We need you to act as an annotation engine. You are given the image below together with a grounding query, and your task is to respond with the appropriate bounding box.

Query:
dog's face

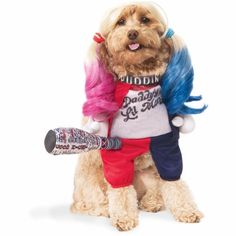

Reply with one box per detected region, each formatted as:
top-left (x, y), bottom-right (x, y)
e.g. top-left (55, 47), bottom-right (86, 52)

top-left (105, 5), bottom-right (166, 66)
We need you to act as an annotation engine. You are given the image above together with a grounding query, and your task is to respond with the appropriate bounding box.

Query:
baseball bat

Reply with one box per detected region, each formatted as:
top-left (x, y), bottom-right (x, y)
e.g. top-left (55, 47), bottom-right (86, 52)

top-left (44, 128), bottom-right (122, 155)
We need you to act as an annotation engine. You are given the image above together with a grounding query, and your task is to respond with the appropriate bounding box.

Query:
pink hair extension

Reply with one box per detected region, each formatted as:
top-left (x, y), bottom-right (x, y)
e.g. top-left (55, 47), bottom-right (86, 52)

top-left (82, 59), bottom-right (118, 121)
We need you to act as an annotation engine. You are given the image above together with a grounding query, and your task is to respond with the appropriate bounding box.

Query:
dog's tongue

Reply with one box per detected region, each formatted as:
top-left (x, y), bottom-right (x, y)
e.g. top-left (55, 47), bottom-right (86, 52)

top-left (128, 43), bottom-right (140, 51)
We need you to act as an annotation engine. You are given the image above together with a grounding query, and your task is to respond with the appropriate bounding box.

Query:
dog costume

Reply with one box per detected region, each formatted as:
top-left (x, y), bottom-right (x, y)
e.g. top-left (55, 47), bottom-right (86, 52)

top-left (101, 78), bottom-right (182, 188)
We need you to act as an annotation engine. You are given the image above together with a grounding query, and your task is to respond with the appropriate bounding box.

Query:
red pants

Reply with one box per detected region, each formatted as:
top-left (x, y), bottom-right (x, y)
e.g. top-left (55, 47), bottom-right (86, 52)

top-left (100, 128), bottom-right (183, 188)
top-left (100, 138), bottom-right (150, 188)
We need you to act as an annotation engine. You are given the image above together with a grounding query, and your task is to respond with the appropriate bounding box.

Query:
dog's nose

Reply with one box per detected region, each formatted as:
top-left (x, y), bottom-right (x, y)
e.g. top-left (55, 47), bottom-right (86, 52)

top-left (128, 30), bottom-right (139, 40)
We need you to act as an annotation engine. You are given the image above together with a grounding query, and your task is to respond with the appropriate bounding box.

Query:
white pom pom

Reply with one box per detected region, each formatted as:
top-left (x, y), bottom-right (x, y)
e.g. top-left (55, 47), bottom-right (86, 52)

top-left (96, 121), bottom-right (108, 137)
top-left (82, 117), bottom-right (100, 134)
top-left (172, 116), bottom-right (184, 127)
top-left (180, 115), bottom-right (195, 133)
top-left (82, 117), bottom-right (108, 136)
top-left (90, 121), bottom-right (100, 133)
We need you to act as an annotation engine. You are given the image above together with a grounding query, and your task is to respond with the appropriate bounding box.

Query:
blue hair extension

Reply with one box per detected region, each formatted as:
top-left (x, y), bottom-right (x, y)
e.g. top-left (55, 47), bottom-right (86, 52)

top-left (187, 95), bottom-right (202, 102)
top-left (161, 47), bottom-right (207, 115)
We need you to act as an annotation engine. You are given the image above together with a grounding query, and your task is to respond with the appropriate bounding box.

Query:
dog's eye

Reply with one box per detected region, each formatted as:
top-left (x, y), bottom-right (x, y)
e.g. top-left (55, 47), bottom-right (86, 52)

top-left (141, 17), bottom-right (150, 24)
top-left (117, 18), bottom-right (126, 26)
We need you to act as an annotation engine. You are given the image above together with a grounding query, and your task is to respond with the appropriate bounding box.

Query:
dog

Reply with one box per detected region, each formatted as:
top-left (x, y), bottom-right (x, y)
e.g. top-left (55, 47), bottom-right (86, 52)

top-left (71, 2), bottom-right (205, 231)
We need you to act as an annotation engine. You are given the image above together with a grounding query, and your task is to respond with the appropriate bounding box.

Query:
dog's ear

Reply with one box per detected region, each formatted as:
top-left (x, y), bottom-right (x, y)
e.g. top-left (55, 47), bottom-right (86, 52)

top-left (156, 22), bottom-right (165, 37)
top-left (98, 43), bottom-right (112, 72)
top-left (159, 38), bottom-right (173, 64)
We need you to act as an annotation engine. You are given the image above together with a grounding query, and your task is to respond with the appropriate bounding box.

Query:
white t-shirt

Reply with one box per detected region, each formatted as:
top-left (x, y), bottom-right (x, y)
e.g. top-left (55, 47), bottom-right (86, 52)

top-left (110, 85), bottom-right (171, 138)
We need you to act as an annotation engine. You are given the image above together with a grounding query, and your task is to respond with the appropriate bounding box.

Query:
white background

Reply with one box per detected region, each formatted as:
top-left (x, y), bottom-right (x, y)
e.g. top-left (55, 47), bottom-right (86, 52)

top-left (0, 0), bottom-right (236, 235)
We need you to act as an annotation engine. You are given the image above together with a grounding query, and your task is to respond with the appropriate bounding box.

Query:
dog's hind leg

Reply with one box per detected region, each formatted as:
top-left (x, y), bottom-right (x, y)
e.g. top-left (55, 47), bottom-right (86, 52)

top-left (133, 168), bottom-right (164, 212)
top-left (133, 154), bottom-right (164, 213)
top-left (71, 150), bottom-right (109, 217)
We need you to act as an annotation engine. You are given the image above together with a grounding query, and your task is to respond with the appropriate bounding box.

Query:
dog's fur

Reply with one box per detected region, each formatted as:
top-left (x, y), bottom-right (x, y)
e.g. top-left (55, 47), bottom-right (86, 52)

top-left (71, 3), bottom-right (203, 231)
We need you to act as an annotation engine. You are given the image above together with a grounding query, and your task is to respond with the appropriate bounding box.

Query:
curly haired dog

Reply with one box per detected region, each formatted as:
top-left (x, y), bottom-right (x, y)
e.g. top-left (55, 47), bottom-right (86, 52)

top-left (71, 2), bottom-right (205, 231)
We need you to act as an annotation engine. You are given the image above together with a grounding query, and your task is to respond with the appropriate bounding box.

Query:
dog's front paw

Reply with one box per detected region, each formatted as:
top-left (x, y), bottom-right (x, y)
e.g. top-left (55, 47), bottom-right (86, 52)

top-left (174, 209), bottom-right (203, 223)
top-left (108, 186), bottom-right (139, 231)
top-left (112, 216), bottom-right (138, 231)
